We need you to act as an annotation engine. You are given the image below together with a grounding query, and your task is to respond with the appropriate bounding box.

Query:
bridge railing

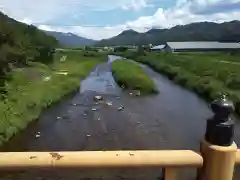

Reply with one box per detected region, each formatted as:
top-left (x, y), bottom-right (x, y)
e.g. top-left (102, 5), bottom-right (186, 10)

top-left (0, 95), bottom-right (239, 180)
top-left (0, 150), bottom-right (203, 169)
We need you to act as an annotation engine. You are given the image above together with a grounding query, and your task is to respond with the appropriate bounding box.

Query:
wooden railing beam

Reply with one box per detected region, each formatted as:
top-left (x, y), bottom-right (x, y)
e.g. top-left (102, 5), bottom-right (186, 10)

top-left (0, 150), bottom-right (203, 170)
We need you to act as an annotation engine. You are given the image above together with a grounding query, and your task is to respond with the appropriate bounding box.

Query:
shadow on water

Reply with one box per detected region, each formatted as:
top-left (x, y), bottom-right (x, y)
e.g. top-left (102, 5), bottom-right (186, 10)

top-left (1, 55), bottom-right (240, 180)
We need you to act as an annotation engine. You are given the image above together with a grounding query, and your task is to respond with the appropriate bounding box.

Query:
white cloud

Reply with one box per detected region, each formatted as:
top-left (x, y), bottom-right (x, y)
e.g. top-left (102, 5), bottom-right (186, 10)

top-left (121, 0), bottom-right (150, 11)
top-left (0, 0), bottom-right (68, 23)
top-left (39, 24), bottom-right (128, 40)
top-left (1, 0), bottom-right (240, 40)
top-left (0, 0), bottom-right (150, 23)
top-left (182, 0), bottom-right (240, 14)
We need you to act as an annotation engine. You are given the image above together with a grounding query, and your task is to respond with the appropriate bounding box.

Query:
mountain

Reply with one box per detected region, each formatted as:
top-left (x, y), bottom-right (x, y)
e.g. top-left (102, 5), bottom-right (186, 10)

top-left (96, 21), bottom-right (240, 46)
top-left (45, 31), bottom-right (97, 47)
top-left (0, 11), bottom-right (58, 86)
top-left (119, 29), bottom-right (140, 36)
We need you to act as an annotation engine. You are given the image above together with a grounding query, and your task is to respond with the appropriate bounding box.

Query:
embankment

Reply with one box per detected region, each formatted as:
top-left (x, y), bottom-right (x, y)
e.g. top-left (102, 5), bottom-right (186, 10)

top-left (112, 52), bottom-right (240, 115)
top-left (0, 51), bottom-right (105, 145)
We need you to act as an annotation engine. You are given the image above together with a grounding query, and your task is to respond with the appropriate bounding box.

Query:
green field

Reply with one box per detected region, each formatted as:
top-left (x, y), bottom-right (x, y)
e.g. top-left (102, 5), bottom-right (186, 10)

top-left (131, 52), bottom-right (240, 115)
top-left (112, 60), bottom-right (158, 94)
top-left (0, 51), bottom-right (106, 145)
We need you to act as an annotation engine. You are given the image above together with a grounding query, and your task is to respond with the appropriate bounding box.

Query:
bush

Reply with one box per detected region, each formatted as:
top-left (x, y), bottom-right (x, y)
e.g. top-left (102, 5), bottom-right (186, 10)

top-left (236, 101), bottom-right (240, 115)
top-left (84, 46), bottom-right (98, 52)
top-left (226, 78), bottom-right (240, 90)
top-left (114, 46), bottom-right (128, 52)
top-left (137, 46), bottom-right (146, 56)
top-left (112, 60), bottom-right (158, 94)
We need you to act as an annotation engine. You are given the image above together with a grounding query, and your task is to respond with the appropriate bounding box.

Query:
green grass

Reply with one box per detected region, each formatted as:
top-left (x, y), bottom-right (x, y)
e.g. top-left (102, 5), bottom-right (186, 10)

top-left (112, 60), bottom-right (158, 94)
top-left (0, 51), bottom-right (106, 145)
top-left (130, 52), bottom-right (240, 115)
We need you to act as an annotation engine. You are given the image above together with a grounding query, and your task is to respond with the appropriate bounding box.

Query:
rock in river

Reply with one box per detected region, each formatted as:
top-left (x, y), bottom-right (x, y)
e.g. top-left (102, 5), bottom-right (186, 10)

top-left (93, 95), bottom-right (103, 102)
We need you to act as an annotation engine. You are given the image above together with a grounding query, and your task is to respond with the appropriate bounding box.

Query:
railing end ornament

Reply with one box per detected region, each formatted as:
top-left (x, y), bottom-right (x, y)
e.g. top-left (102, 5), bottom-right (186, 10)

top-left (205, 94), bottom-right (235, 146)
top-left (211, 94), bottom-right (235, 122)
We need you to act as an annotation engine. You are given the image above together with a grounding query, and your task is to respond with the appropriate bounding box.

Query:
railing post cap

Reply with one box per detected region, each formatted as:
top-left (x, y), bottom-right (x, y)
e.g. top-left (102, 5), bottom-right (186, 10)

top-left (205, 94), bottom-right (235, 146)
top-left (211, 94), bottom-right (234, 122)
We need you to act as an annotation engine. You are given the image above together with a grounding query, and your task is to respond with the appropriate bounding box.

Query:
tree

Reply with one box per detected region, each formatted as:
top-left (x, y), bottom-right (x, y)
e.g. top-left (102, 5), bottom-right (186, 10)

top-left (0, 11), bottom-right (58, 90)
top-left (114, 46), bottom-right (128, 52)
top-left (137, 45), bottom-right (146, 56)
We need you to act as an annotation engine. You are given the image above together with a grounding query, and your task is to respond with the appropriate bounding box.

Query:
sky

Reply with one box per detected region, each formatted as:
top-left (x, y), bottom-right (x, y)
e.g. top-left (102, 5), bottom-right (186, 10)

top-left (0, 0), bottom-right (240, 40)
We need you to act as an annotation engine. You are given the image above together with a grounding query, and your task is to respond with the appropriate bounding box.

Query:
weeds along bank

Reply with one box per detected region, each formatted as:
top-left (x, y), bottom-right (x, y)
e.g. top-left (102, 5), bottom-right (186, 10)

top-left (111, 60), bottom-right (158, 94)
top-left (138, 52), bottom-right (240, 115)
top-left (112, 51), bottom-right (240, 115)
top-left (0, 51), bottom-right (106, 145)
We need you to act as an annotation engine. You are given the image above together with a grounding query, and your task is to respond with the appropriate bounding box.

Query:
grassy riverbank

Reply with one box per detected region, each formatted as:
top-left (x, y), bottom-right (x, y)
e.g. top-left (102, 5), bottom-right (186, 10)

top-left (132, 52), bottom-right (240, 115)
top-left (0, 50), bottom-right (106, 145)
top-left (112, 60), bottom-right (158, 94)
top-left (111, 51), bottom-right (240, 115)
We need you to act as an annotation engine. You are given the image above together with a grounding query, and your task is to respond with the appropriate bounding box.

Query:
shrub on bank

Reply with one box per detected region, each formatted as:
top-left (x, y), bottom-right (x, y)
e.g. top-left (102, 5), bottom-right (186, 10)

top-left (111, 51), bottom-right (141, 59)
top-left (236, 102), bottom-right (240, 115)
top-left (114, 46), bottom-right (128, 52)
top-left (132, 53), bottom-right (240, 116)
top-left (0, 51), bottom-right (104, 145)
top-left (112, 60), bottom-right (158, 94)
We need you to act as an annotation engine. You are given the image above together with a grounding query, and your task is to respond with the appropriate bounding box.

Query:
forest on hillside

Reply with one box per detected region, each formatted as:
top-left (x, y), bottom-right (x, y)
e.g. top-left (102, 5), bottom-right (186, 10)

top-left (0, 12), bottom-right (58, 90)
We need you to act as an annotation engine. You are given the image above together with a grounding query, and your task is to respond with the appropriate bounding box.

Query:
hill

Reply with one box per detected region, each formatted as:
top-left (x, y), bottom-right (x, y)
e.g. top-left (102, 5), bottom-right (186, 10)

top-left (45, 31), bottom-right (97, 47)
top-left (96, 21), bottom-right (240, 46)
top-left (0, 11), bottom-right (58, 89)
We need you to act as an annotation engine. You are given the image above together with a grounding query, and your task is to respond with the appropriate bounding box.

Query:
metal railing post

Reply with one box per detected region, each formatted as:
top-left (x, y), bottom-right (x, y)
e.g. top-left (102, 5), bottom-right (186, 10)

top-left (197, 95), bottom-right (237, 180)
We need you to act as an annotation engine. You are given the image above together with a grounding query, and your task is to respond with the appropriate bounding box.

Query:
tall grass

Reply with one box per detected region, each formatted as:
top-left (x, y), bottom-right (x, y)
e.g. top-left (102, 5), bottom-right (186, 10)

top-left (112, 60), bottom-right (158, 94)
top-left (0, 51), bottom-right (105, 145)
top-left (132, 52), bottom-right (240, 115)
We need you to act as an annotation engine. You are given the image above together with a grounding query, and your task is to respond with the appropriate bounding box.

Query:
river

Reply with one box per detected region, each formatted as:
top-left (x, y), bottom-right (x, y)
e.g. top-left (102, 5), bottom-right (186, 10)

top-left (1, 55), bottom-right (240, 180)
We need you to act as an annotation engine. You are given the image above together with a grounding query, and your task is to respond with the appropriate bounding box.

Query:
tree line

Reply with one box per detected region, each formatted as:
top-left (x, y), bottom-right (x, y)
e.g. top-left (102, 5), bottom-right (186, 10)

top-left (0, 12), bottom-right (58, 91)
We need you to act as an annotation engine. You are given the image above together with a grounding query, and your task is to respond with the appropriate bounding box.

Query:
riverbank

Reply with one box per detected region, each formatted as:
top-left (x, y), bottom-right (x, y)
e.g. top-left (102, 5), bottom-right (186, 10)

top-left (0, 50), bottom-right (106, 145)
top-left (0, 55), bottom-right (216, 180)
top-left (112, 60), bottom-right (158, 94)
top-left (112, 51), bottom-right (240, 116)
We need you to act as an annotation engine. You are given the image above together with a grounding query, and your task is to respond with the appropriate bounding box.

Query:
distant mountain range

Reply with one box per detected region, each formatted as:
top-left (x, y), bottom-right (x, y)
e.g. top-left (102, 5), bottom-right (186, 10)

top-left (96, 21), bottom-right (240, 46)
top-left (45, 31), bottom-right (97, 47)
top-left (44, 21), bottom-right (240, 47)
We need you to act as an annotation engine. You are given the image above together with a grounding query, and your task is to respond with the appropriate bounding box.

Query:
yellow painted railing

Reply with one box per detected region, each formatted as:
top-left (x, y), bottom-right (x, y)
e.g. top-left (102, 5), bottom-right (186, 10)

top-left (236, 149), bottom-right (240, 163)
top-left (0, 150), bottom-right (203, 169)
top-left (0, 148), bottom-right (239, 180)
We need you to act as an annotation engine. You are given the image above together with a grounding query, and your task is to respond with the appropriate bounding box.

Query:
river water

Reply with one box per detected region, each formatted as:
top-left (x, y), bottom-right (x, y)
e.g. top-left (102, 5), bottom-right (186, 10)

top-left (1, 55), bottom-right (240, 180)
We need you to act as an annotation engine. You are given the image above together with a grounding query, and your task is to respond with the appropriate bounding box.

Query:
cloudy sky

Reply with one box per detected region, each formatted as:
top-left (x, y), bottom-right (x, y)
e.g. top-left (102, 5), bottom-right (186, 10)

top-left (1, 0), bottom-right (240, 40)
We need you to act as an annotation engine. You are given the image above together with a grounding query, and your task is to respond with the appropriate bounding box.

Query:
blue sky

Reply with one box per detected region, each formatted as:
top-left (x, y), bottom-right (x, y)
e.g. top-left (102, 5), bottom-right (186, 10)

top-left (1, 0), bottom-right (240, 40)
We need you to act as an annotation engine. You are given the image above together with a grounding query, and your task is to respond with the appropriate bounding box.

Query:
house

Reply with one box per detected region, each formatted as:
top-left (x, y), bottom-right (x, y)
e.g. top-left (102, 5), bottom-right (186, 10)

top-left (163, 41), bottom-right (240, 53)
top-left (150, 45), bottom-right (166, 52)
